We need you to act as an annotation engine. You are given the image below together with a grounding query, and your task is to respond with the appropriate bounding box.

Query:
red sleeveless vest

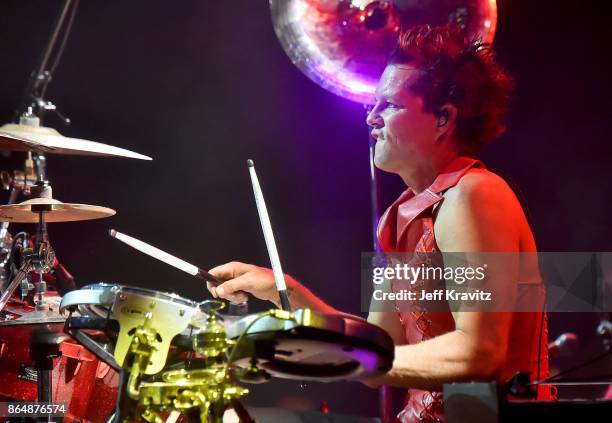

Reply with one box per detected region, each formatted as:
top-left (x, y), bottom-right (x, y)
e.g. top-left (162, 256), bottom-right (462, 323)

top-left (377, 156), bottom-right (552, 422)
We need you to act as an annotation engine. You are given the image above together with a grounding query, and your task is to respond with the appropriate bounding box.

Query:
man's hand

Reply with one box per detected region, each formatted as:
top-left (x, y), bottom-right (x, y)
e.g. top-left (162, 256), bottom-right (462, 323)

top-left (208, 262), bottom-right (340, 314)
top-left (208, 262), bottom-right (279, 304)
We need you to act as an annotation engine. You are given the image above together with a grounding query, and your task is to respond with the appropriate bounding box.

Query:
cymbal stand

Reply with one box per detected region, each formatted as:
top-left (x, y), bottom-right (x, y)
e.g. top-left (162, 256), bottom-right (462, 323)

top-left (33, 214), bottom-right (50, 307)
top-left (11, 0), bottom-right (79, 247)
top-left (5, 0), bottom-right (78, 295)
top-left (33, 151), bottom-right (48, 183)
top-left (0, 179), bottom-right (53, 310)
top-left (0, 195), bottom-right (55, 313)
top-left (0, 154), bottom-right (37, 291)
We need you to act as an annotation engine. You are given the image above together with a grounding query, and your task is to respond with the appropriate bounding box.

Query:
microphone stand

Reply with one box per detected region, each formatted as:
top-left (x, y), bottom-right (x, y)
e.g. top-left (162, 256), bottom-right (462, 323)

top-left (13, 0), bottom-right (78, 126)
top-left (365, 110), bottom-right (394, 423)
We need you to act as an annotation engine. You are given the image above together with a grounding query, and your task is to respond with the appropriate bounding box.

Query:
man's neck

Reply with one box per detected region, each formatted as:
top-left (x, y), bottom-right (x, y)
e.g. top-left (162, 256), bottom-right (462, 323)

top-left (398, 151), bottom-right (458, 193)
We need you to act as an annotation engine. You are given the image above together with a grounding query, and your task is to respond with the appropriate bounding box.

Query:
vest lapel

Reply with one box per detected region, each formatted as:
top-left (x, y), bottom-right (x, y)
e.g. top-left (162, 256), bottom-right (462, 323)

top-left (377, 189), bottom-right (413, 252)
top-left (396, 189), bottom-right (442, 246)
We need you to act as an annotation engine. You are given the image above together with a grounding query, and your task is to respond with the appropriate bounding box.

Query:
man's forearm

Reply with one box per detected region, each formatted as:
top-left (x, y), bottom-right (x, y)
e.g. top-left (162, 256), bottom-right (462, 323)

top-left (369, 329), bottom-right (503, 391)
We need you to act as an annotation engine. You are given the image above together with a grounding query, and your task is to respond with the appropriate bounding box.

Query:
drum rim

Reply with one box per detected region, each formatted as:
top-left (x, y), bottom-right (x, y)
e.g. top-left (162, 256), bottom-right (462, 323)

top-left (0, 316), bottom-right (66, 326)
top-left (79, 283), bottom-right (198, 307)
top-left (80, 282), bottom-right (117, 292)
top-left (118, 285), bottom-right (198, 307)
top-left (61, 283), bottom-right (199, 318)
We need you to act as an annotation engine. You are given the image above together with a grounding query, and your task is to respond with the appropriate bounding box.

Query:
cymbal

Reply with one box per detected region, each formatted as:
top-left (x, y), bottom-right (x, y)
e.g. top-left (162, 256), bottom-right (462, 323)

top-left (0, 123), bottom-right (152, 160)
top-left (0, 197), bottom-right (116, 222)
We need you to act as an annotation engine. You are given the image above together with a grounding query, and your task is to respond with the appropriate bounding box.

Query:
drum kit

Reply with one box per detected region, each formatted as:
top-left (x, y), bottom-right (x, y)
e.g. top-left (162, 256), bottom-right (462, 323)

top-left (0, 1), bottom-right (394, 420)
top-left (0, 101), bottom-right (394, 423)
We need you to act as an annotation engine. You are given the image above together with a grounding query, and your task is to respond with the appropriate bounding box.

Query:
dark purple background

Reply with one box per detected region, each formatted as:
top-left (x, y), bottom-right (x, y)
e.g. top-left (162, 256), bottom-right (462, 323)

top-left (0, 0), bottom-right (611, 416)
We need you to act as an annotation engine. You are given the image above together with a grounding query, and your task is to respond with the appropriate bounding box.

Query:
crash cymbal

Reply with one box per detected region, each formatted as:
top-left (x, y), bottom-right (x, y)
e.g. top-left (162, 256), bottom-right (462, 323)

top-left (0, 197), bottom-right (116, 222)
top-left (0, 123), bottom-right (152, 160)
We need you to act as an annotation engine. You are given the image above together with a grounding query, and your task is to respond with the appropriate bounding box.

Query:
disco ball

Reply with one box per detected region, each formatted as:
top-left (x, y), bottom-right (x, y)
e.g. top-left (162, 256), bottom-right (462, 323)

top-left (270, 0), bottom-right (497, 104)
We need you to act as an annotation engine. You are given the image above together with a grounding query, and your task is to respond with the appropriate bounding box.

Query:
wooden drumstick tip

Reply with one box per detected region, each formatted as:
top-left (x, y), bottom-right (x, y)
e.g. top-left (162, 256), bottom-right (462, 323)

top-left (247, 159), bottom-right (254, 167)
top-left (109, 229), bottom-right (117, 238)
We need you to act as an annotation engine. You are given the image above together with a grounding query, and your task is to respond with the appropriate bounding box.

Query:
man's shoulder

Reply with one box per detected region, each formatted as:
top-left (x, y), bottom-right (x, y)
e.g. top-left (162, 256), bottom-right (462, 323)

top-left (434, 168), bottom-right (528, 251)
top-left (442, 167), bottom-right (517, 208)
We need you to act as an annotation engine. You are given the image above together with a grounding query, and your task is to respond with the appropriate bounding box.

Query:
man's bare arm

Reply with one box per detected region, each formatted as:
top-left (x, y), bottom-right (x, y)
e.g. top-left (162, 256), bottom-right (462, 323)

top-left (365, 171), bottom-right (521, 390)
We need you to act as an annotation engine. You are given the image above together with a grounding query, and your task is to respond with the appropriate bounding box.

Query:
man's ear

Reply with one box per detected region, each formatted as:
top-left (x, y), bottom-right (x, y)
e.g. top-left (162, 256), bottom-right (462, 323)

top-left (435, 104), bottom-right (457, 140)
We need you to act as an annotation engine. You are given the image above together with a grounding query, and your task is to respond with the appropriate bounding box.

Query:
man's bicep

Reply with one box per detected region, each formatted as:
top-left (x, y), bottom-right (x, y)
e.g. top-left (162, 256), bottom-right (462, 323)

top-left (437, 175), bottom-right (520, 367)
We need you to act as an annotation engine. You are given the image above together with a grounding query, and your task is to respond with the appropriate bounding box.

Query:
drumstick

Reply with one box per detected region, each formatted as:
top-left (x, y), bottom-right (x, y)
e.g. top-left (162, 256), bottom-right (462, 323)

top-left (108, 229), bottom-right (222, 285)
top-left (247, 159), bottom-right (291, 311)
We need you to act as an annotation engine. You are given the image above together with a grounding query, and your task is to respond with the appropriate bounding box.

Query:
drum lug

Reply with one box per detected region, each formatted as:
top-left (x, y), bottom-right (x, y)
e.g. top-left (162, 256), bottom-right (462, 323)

top-left (0, 340), bottom-right (6, 358)
top-left (60, 341), bottom-right (96, 362)
top-left (97, 361), bottom-right (112, 379)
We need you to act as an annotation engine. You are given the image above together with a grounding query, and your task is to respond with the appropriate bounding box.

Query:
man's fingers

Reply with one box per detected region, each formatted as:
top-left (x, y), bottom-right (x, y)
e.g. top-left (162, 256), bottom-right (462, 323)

top-left (209, 261), bottom-right (254, 280)
top-left (207, 280), bottom-right (247, 303)
top-left (215, 273), bottom-right (253, 298)
top-left (225, 292), bottom-right (249, 304)
top-left (216, 284), bottom-right (249, 303)
top-left (206, 282), bottom-right (218, 298)
top-left (208, 266), bottom-right (255, 303)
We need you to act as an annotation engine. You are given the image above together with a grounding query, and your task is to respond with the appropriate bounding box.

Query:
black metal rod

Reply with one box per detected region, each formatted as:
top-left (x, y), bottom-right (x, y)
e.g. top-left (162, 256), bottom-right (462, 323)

top-left (36, 0), bottom-right (74, 79)
top-left (278, 289), bottom-right (291, 312)
top-left (368, 122), bottom-right (381, 253)
top-left (37, 369), bottom-right (52, 402)
top-left (366, 110), bottom-right (394, 423)
top-left (67, 325), bottom-right (121, 371)
top-left (14, 0), bottom-right (75, 121)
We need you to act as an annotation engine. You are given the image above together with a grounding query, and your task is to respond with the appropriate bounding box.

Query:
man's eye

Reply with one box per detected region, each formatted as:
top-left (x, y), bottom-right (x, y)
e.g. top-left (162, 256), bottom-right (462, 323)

top-left (386, 102), bottom-right (402, 110)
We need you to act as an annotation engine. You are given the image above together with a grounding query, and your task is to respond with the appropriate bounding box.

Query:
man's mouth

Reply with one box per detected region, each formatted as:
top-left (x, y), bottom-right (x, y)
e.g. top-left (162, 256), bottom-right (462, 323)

top-left (371, 130), bottom-right (383, 142)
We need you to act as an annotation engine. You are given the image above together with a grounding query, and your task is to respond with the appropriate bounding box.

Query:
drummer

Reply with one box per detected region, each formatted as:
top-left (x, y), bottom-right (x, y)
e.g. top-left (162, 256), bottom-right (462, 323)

top-left (208, 25), bottom-right (553, 422)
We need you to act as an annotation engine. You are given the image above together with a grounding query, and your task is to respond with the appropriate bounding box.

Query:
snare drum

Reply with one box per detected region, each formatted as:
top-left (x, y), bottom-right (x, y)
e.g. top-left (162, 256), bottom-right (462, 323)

top-left (61, 283), bottom-right (203, 374)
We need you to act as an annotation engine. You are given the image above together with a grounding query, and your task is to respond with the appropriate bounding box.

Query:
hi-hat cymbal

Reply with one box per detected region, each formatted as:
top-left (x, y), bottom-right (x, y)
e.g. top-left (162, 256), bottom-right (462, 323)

top-left (0, 198), bottom-right (116, 222)
top-left (0, 123), bottom-right (152, 160)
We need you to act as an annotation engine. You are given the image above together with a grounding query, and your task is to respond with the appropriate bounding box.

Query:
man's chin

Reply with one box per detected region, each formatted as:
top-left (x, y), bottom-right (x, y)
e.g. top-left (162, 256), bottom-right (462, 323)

top-left (373, 157), bottom-right (396, 174)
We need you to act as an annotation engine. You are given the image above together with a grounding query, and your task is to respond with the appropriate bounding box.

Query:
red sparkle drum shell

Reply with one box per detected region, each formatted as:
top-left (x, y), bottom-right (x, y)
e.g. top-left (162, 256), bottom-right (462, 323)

top-left (0, 297), bottom-right (118, 423)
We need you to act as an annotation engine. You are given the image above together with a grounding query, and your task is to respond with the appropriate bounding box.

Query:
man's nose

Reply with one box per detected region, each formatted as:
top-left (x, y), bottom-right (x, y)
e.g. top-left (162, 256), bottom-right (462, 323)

top-left (366, 105), bottom-right (383, 129)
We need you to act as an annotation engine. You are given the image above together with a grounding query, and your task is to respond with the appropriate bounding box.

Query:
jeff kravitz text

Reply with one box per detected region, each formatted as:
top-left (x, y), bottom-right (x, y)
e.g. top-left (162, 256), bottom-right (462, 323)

top-left (371, 263), bottom-right (493, 302)
top-left (372, 288), bottom-right (492, 301)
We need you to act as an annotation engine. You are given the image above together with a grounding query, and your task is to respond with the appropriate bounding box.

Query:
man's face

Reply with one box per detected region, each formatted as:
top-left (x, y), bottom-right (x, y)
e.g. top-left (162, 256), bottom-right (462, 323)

top-left (366, 65), bottom-right (439, 174)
